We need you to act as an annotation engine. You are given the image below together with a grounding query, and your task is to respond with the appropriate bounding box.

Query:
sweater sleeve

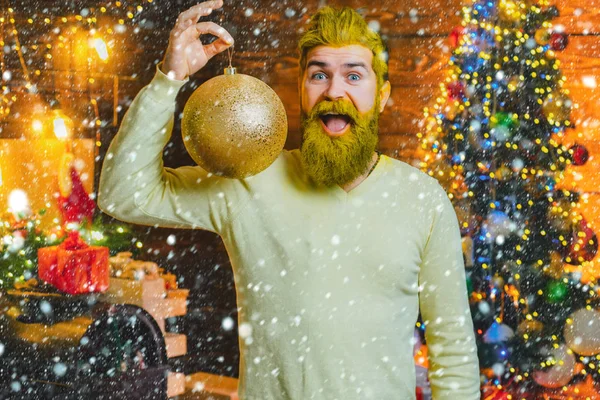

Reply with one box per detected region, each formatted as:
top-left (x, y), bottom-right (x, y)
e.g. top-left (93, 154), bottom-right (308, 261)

top-left (97, 63), bottom-right (249, 234)
top-left (418, 184), bottom-right (480, 400)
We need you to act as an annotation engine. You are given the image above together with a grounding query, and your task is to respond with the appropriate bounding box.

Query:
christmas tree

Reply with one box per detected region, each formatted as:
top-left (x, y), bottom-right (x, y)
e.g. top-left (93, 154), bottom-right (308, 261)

top-left (0, 209), bottom-right (50, 289)
top-left (416, 0), bottom-right (600, 397)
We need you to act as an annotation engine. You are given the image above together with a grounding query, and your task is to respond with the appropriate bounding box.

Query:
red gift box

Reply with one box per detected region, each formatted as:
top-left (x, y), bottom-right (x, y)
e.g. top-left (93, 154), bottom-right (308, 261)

top-left (38, 231), bottom-right (110, 294)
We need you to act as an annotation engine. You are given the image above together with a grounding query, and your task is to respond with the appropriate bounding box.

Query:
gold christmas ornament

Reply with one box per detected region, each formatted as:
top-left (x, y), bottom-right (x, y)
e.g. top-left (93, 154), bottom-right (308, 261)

top-left (507, 76), bottom-right (520, 92)
top-left (548, 198), bottom-right (572, 233)
top-left (517, 320), bottom-right (544, 336)
top-left (498, 0), bottom-right (522, 23)
top-left (494, 165), bottom-right (512, 181)
top-left (543, 251), bottom-right (564, 279)
top-left (542, 93), bottom-right (572, 123)
top-left (534, 28), bottom-right (551, 45)
top-left (182, 58), bottom-right (287, 179)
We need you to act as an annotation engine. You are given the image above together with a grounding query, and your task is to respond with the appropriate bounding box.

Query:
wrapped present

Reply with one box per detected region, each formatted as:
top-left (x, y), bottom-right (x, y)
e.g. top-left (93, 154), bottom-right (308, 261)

top-left (38, 231), bottom-right (109, 294)
top-left (109, 251), bottom-right (178, 289)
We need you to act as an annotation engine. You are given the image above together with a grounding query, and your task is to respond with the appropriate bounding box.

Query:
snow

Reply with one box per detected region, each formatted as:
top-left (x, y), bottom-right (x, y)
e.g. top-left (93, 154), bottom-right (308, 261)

top-left (330, 234), bottom-right (340, 245)
top-left (238, 322), bottom-right (253, 338)
top-left (53, 362), bottom-right (68, 377)
top-left (582, 75), bottom-right (597, 88)
top-left (166, 234), bottom-right (176, 245)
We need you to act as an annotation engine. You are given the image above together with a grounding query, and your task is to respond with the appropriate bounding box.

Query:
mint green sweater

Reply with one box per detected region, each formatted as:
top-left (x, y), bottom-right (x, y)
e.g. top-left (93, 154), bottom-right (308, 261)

top-left (98, 65), bottom-right (480, 400)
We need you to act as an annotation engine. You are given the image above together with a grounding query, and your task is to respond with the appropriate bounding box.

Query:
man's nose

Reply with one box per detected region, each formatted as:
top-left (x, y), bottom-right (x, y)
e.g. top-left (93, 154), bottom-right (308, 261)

top-left (324, 76), bottom-right (346, 100)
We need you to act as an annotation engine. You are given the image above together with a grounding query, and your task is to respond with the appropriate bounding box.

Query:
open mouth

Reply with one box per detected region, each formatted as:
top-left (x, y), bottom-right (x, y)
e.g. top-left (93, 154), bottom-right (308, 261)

top-left (319, 113), bottom-right (352, 136)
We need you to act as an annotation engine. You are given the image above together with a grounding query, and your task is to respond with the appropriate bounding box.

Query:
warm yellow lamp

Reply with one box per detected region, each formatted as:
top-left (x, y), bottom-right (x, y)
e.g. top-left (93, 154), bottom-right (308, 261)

top-left (8, 188), bottom-right (30, 218)
top-left (51, 109), bottom-right (74, 140)
top-left (89, 32), bottom-right (109, 62)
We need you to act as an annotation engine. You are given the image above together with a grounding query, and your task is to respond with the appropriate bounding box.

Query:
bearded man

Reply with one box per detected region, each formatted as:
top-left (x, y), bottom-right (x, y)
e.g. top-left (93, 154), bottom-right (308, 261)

top-left (99, 1), bottom-right (480, 399)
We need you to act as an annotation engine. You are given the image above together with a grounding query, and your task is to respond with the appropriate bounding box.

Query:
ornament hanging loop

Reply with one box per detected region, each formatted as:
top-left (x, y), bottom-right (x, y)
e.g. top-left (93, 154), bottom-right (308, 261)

top-left (224, 45), bottom-right (236, 75)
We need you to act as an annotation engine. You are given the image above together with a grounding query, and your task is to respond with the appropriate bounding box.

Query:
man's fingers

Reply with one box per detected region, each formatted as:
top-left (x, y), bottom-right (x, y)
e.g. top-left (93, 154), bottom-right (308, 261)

top-left (203, 38), bottom-right (233, 60)
top-left (173, 0), bottom-right (223, 34)
top-left (176, 1), bottom-right (223, 25)
top-left (196, 21), bottom-right (234, 59)
top-left (194, 22), bottom-right (234, 45)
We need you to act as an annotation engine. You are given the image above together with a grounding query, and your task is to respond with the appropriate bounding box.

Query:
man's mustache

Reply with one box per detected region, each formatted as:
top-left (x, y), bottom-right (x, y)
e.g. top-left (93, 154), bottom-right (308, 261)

top-left (306, 100), bottom-right (359, 124)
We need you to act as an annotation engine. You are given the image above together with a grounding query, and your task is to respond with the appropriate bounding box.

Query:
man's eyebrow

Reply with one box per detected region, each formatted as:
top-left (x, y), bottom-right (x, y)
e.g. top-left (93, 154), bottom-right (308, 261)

top-left (306, 60), bottom-right (328, 69)
top-left (306, 60), bottom-right (370, 71)
top-left (343, 62), bottom-right (369, 71)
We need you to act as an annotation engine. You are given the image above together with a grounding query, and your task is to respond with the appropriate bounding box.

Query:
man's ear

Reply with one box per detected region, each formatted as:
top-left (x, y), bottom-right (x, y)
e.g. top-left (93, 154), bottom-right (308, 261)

top-left (379, 80), bottom-right (391, 113)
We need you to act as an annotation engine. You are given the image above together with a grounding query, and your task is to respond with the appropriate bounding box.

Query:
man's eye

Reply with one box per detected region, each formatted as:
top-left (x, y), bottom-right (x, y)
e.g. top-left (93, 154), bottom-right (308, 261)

top-left (348, 74), bottom-right (361, 81)
top-left (312, 73), bottom-right (326, 80)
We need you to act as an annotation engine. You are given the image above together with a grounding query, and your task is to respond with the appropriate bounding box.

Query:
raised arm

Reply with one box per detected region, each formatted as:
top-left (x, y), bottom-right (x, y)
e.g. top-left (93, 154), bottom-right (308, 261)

top-left (418, 183), bottom-right (481, 399)
top-left (98, 1), bottom-right (245, 234)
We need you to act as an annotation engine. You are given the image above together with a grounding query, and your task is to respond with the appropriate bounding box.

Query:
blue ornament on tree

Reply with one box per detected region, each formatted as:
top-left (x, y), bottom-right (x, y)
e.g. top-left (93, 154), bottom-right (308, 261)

top-left (473, 1), bottom-right (495, 19)
top-left (462, 53), bottom-right (486, 73)
top-left (483, 322), bottom-right (515, 343)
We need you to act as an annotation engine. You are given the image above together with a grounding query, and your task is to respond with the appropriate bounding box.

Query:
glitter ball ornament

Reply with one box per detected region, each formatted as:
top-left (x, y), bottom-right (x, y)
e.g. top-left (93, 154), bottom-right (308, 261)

top-left (534, 28), bottom-right (551, 46)
top-left (550, 32), bottom-right (569, 51)
top-left (564, 308), bottom-right (600, 356)
top-left (542, 93), bottom-right (572, 123)
top-left (181, 66), bottom-right (287, 179)
top-left (533, 344), bottom-right (576, 388)
top-left (569, 143), bottom-right (589, 166)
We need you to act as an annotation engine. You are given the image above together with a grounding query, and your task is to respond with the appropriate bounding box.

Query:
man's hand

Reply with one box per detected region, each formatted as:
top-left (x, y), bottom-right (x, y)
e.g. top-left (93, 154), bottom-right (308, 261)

top-left (161, 0), bottom-right (234, 80)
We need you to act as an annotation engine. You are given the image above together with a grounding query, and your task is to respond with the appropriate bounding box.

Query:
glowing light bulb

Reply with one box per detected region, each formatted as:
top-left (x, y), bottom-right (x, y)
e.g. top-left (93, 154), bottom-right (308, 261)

top-left (50, 109), bottom-right (74, 140)
top-left (8, 189), bottom-right (30, 216)
top-left (93, 37), bottom-right (109, 61)
top-left (32, 119), bottom-right (43, 133)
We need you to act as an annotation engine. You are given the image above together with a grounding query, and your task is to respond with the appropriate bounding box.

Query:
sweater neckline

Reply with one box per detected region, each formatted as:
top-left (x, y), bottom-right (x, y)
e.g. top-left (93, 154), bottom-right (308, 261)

top-left (330, 153), bottom-right (386, 200)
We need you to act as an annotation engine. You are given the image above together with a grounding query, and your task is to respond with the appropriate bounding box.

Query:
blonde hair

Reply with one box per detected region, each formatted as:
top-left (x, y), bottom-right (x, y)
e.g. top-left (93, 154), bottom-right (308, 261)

top-left (298, 6), bottom-right (389, 88)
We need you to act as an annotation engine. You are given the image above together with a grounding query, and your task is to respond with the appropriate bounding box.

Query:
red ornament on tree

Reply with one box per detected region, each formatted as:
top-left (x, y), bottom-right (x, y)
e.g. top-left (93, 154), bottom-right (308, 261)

top-left (570, 143), bottom-right (589, 166)
top-left (565, 217), bottom-right (598, 265)
top-left (549, 32), bottom-right (569, 51)
top-left (449, 26), bottom-right (466, 48)
top-left (447, 81), bottom-right (465, 100)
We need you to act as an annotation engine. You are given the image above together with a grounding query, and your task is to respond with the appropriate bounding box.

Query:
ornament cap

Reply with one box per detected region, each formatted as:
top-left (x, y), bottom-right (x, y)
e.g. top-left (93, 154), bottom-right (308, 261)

top-left (224, 67), bottom-right (237, 75)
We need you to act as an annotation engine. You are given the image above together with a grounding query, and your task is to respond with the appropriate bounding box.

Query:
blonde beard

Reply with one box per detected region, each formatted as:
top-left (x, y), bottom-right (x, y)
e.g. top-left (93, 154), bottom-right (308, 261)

top-left (300, 101), bottom-right (380, 187)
